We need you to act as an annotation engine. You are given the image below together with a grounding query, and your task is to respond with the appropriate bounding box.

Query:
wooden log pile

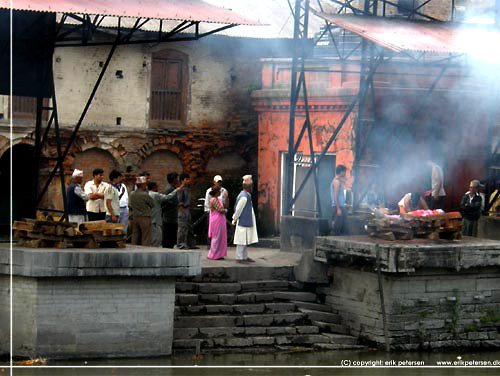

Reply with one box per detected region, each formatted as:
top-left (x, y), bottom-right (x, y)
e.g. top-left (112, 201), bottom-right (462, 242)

top-left (366, 212), bottom-right (462, 241)
top-left (13, 219), bottom-right (126, 248)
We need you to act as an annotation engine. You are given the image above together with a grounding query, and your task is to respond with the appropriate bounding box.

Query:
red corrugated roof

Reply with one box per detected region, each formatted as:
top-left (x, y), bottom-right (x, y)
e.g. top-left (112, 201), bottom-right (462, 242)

top-left (313, 12), bottom-right (500, 54)
top-left (0, 0), bottom-right (261, 25)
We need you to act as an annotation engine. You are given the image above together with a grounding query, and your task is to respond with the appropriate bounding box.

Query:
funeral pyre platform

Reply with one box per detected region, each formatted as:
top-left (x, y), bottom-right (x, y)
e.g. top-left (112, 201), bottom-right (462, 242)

top-left (313, 235), bottom-right (500, 350)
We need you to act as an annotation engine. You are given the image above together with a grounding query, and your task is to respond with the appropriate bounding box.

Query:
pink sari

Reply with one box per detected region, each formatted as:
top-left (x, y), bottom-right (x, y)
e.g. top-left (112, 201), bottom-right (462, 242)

top-left (207, 197), bottom-right (227, 260)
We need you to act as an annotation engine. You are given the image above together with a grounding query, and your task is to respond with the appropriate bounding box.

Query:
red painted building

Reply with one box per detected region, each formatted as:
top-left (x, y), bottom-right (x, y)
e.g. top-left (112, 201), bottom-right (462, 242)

top-left (253, 57), bottom-right (499, 235)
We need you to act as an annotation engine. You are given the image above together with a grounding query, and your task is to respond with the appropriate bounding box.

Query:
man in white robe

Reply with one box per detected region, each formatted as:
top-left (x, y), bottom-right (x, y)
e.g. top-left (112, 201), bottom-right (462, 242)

top-left (232, 175), bottom-right (258, 263)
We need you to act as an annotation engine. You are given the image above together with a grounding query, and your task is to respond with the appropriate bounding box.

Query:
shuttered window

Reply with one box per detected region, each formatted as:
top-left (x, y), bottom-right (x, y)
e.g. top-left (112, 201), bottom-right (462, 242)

top-left (10, 96), bottom-right (48, 121)
top-left (150, 50), bottom-right (187, 127)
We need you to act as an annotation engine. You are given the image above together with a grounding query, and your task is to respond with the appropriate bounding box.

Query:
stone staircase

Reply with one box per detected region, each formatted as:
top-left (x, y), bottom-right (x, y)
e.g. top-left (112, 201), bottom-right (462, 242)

top-left (173, 265), bottom-right (363, 352)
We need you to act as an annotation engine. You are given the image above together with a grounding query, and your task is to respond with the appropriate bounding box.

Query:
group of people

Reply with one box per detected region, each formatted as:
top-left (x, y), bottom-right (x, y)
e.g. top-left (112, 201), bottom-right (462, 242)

top-left (330, 160), bottom-right (500, 238)
top-left (66, 168), bottom-right (258, 263)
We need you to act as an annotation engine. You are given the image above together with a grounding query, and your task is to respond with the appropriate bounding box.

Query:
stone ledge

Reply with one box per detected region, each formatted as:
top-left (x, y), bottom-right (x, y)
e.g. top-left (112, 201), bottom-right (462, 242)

top-left (315, 235), bottom-right (500, 272)
top-left (0, 245), bottom-right (201, 277)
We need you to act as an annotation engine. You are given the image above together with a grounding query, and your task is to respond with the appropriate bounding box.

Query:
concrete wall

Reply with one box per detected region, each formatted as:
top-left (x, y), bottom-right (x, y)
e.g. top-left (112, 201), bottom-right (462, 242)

top-left (323, 266), bottom-right (500, 350)
top-left (2, 275), bottom-right (176, 359)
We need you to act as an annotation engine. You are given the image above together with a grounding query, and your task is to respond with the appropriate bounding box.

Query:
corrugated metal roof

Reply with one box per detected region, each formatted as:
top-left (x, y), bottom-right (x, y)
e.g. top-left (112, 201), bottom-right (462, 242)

top-left (0, 0), bottom-right (261, 25)
top-left (312, 11), bottom-right (500, 55)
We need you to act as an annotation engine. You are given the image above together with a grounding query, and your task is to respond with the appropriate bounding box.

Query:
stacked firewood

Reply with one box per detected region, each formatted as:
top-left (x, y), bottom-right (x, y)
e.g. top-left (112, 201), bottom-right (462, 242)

top-left (13, 219), bottom-right (126, 248)
top-left (366, 211), bottom-right (462, 241)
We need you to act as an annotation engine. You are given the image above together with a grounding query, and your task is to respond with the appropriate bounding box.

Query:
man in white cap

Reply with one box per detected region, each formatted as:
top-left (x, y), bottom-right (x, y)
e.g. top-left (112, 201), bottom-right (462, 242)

top-left (232, 174), bottom-right (258, 263)
top-left (66, 169), bottom-right (89, 224)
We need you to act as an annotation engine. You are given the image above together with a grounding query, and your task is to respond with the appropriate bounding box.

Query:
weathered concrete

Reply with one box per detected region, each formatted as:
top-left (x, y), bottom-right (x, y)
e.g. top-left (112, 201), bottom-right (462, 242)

top-left (0, 245), bottom-right (201, 359)
top-left (280, 216), bottom-right (329, 254)
top-left (478, 216), bottom-right (500, 241)
top-left (316, 235), bottom-right (500, 350)
top-left (294, 249), bottom-right (330, 283)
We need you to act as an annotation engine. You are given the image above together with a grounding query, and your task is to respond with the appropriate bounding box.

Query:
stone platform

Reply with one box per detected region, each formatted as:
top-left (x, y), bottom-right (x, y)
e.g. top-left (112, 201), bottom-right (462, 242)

top-left (314, 235), bottom-right (500, 350)
top-left (0, 244), bottom-right (201, 359)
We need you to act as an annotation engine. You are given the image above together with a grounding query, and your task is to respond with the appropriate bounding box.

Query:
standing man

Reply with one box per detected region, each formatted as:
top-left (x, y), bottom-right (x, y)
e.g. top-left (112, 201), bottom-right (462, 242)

top-left (66, 169), bottom-right (88, 224)
top-left (148, 181), bottom-right (180, 247)
top-left (128, 176), bottom-right (155, 246)
top-left (105, 170), bottom-right (122, 223)
top-left (162, 172), bottom-right (180, 248)
top-left (204, 175), bottom-right (229, 244)
top-left (176, 173), bottom-right (197, 249)
top-left (118, 173), bottom-right (129, 232)
top-left (330, 165), bottom-right (348, 235)
top-left (84, 168), bottom-right (109, 221)
top-left (428, 160), bottom-right (446, 210)
top-left (459, 180), bottom-right (482, 237)
top-left (232, 175), bottom-right (258, 263)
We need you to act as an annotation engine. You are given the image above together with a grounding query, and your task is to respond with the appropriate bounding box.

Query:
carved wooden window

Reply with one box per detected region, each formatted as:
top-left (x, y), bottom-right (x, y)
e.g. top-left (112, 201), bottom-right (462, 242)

top-left (10, 96), bottom-right (48, 120)
top-left (150, 50), bottom-right (187, 127)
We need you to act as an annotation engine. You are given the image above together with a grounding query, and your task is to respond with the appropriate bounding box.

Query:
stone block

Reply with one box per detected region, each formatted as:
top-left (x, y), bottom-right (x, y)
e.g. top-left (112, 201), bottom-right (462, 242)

top-left (245, 327), bottom-right (267, 335)
top-left (175, 315), bottom-right (242, 328)
top-left (264, 303), bottom-right (296, 313)
top-left (234, 304), bottom-right (265, 314)
top-left (176, 282), bottom-right (198, 293)
top-left (275, 336), bottom-right (291, 345)
top-left (199, 283), bottom-right (241, 294)
top-left (266, 327), bottom-right (296, 335)
top-left (322, 333), bottom-right (358, 345)
top-left (236, 293), bottom-right (255, 303)
top-left (218, 294), bottom-right (238, 304)
top-left (291, 301), bottom-right (332, 313)
top-left (199, 327), bottom-right (244, 337)
top-left (224, 338), bottom-right (253, 347)
top-left (254, 293), bottom-right (274, 303)
top-left (294, 250), bottom-right (329, 283)
top-left (252, 336), bottom-right (276, 346)
top-left (426, 278), bottom-right (476, 293)
top-left (467, 331), bottom-right (489, 340)
top-left (280, 216), bottom-right (321, 254)
top-left (241, 280), bottom-right (288, 291)
top-left (173, 328), bottom-right (198, 340)
top-left (206, 305), bottom-right (234, 314)
top-left (199, 294), bottom-right (219, 304)
top-left (273, 291), bottom-right (317, 302)
top-left (298, 309), bottom-right (341, 324)
top-left (177, 294), bottom-right (198, 306)
top-left (296, 326), bottom-right (319, 334)
top-left (290, 334), bottom-right (330, 344)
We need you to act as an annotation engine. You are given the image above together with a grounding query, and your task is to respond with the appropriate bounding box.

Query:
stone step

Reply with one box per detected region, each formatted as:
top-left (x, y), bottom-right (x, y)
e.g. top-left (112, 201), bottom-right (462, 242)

top-left (176, 280), bottom-right (291, 294)
top-left (291, 300), bottom-right (332, 313)
top-left (174, 312), bottom-right (306, 328)
top-left (176, 290), bottom-right (302, 305)
top-left (298, 308), bottom-right (342, 324)
top-left (173, 325), bottom-right (320, 340)
top-left (273, 291), bottom-right (317, 302)
top-left (313, 343), bottom-right (368, 351)
top-left (321, 333), bottom-right (359, 346)
top-left (176, 302), bottom-right (296, 315)
top-left (179, 265), bottom-right (294, 282)
top-left (311, 320), bottom-right (351, 335)
top-left (173, 334), bottom-right (332, 349)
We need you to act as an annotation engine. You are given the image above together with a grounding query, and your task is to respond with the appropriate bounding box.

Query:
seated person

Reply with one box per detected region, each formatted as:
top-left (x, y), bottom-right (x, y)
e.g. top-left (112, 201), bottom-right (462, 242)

top-left (488, 180), bottom-right (500, 217)
top-left (398, 191), bottom-right (429, 214)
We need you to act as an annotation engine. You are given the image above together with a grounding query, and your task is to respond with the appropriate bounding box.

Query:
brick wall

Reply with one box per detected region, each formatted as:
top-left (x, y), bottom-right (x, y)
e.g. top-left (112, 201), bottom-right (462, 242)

top-left (139, 150), bottom-right (183, 193)
top-left (73, 148), bottom-right (118, 184)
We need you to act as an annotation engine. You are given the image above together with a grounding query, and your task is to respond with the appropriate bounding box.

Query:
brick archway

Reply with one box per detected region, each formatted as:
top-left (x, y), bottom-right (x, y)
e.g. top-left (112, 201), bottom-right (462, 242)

top-left (139, 150), bottom-right (183, 192)
top-left (206, 152), bottom-right (248, 181)
top-left (73, 148), bottom-right (118, 184)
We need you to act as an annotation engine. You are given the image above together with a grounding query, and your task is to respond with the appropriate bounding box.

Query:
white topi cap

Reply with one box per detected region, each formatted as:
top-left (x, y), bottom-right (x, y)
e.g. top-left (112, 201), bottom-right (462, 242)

top-left (136, 176), bottom-right (147, 185)
top-left (72, 169), bottom-right (83, 177)
top-left (214, 175), bottom-right (223, 182)
top-left (242, 174), bottom-right (252, 184)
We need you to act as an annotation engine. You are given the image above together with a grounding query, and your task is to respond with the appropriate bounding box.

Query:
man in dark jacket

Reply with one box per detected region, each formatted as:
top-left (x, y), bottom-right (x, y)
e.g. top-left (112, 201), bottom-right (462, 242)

top-left (459, 179), bottom-right (482, 237)
top-left (67, 169), bottom-right (88, 224)
top-left (162, 172), bottom-right (180, 248)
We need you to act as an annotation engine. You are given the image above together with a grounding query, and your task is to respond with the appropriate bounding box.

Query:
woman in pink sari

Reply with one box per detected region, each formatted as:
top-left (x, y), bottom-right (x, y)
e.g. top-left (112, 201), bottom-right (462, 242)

top-left (207, 186), bottom-right (227, 260)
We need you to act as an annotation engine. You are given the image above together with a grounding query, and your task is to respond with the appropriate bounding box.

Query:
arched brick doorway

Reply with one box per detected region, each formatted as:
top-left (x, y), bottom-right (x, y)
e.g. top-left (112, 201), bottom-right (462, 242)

top-left (73, 148), bottom-right (118, 185)
top-left (0, 144), bottom-right (36, 231)
top-left (139, 150), bottom-right (183, 192)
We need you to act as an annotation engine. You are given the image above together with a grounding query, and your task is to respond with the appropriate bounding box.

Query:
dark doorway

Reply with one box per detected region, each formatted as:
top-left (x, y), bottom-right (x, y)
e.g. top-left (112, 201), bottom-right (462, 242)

top-left (0, 144), bottom-right (36, 233)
